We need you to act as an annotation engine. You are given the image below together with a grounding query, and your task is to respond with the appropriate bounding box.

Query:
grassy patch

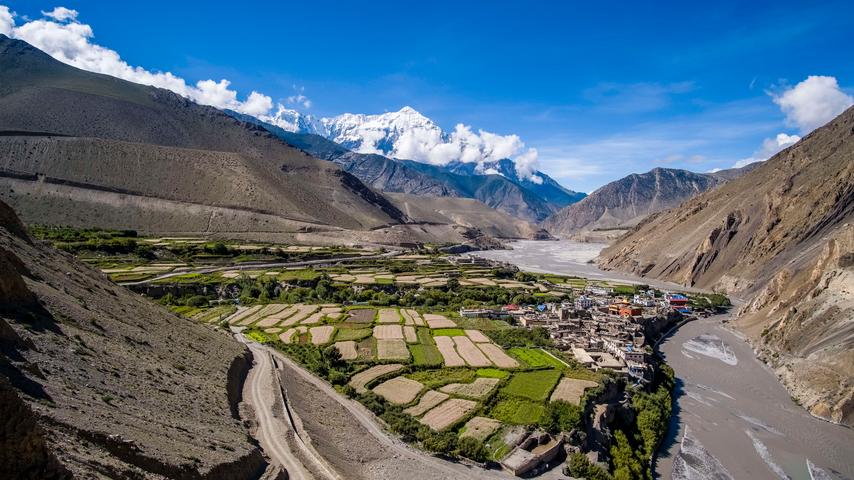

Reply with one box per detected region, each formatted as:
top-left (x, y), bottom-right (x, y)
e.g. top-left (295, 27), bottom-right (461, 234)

top-left (410, 344), bottom-right (443, 367)
top-left (277, 269), bottom-right (321, 281)
top-left (508, 348), bottom-right (566, 369)
top-left (490, 398), bottom-right (545, 425)
top-left (245, 330), bottom-right (270, 343)
top-left (406, 368), bottom-right (475, 389)
top-left (502, 369), bottom-right (562, 401)
top-left (431, 328), bottom-right (465, 336)
top-left (476, 368), bottom-right (509, 379)
top-left (334, 327), bottom-right (373, 342)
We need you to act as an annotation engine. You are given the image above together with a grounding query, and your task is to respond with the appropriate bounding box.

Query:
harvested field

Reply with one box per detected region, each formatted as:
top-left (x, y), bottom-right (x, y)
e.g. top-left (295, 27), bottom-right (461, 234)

top-left (464, 329), bottom-right (491, 343)
top-left (263, 327), bottom-right (282, 334)
top-left (452, 336), bottom-right (492, 367)
top-left (354, 275), bottom-right (376, 284)
top-left (476, 343), bottom-right (520, 369)
top-left (439, 377), bottom-right (500, 399)
top-left (245, 303), bottom-right (289, 325)
top-left (377, 308), bottom-right (401, 324)
top-left (279, 304), bottom-right (318, 326)
top-left (300, 312), bottom-right (325, 325)
top-left (331, 273), bottom-right (356, 282)
top-left (309, 325), bottom-right (334, 345)
top-left (424, 314), bottom-right (456, 329)
top-left (348, 364), bottom-right (404, 393)
top-left (334, 341), bottom-right (358, 360)
top-left (403, 326), bottom-right (417, 343)
top-left (377, 339), bottom-right (410, 361)
top-left (279, 328), bottom-right (297, 344)
top-left (265, 305), bottom-right (300, 321)
top-left (420, 398), bottom-right (477, 431)
top-left (403, 390), bottom-right (449, 417)
top-left (549, 378), bottom-right (598, 405)
top-left (372, 376), bottom-right (424, 405)
top-left (434, 336), bottom-right (465, 367)
top-left (401, 309), bottom-right (425, 326)
top-left (460, 417), bottom-right (502, 441)
top-left (347, 309), bottom-right (376, 324)
top-left (469, 278), bottom-right (497, 286)
top-left (356, 338), bottom-right (374, 361)
top-left (373, 324), bottom-right (404, 340)
top-left (227, 305), bottom-right (262, 325)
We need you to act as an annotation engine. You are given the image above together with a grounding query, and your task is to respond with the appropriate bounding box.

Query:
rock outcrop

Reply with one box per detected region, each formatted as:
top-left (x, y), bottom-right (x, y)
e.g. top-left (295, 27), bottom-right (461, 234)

top-left (599, 105), bottom-right (854, 425)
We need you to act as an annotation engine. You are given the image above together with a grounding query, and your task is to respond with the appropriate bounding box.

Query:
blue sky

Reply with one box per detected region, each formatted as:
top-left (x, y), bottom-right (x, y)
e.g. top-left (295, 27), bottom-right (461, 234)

top-left (3, 1), bottom-right (853, 192)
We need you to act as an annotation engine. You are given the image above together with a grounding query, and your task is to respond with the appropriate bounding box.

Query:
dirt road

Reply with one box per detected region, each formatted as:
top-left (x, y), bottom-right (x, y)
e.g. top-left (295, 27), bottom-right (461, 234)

top-left (242, 341), bottom-right (316, 480)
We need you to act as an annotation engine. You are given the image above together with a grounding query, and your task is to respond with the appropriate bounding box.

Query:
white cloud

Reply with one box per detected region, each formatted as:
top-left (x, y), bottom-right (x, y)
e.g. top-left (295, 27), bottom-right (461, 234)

top-left (287, 85), bottom-right (312, 109)
top-left (732, 132), bottom-right (800, 168)
top-left (0, 6), bottom-right (13, 34)
top-left (2, 5), bottom-right (275, 116)
top-left (771, 76), bottom-right (853, 133)
top-left (41, 7), bottom-right (77, 21)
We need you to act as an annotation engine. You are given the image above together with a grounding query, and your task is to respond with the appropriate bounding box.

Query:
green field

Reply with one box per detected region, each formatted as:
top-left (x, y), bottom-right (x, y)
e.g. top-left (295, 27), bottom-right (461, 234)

top-left (334, 327), bottom-right (373, 342)
top-left (508, 348), bottom-right (566, 369)
top-left (476, 368), bottom-right (509, 379)
top-left (490, 398), bottom-right (546, 424)
top-left (277, 269), bottom-right (321, 281)
top-left (431, 328), bottom-right (465, 336)
top-left (410, 328), bottom-right (443, 366)
top-left (407, 368), bottom-right (475, 388)
top-left (502, 369), bottom-right (562, 401)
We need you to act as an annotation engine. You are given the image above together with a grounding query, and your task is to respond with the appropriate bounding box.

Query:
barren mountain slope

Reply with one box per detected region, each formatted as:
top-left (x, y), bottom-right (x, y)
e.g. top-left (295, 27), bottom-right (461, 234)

top-left (599, 106), bottom-right (854, 424)
top-left (0, 35), bottom-right (405, 232)
top-left (0, 199), bottom-right (263, 478)
top-left (386, 193), bottom-right (545, 239)
top-left (542, 168), bottom-right (728, 238)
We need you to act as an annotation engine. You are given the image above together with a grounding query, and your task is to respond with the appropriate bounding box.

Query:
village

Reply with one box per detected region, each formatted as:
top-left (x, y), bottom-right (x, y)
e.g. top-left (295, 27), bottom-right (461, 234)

top-left (456, 254), bottom-right (701, 384)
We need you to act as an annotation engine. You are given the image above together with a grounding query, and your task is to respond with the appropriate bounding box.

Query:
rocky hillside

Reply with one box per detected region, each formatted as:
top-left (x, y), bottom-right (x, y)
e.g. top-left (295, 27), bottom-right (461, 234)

top-left (542, 167), bottom-right (752, 238)
top-left (599, 106), bottom-right (854, 425)
top-left (0, 35), bottom-right (406, 234)
top-left (0, 199), bottom-right (263, 478)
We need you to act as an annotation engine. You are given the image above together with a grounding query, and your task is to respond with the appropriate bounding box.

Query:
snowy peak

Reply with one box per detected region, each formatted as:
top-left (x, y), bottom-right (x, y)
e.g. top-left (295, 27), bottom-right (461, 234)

top-left (260, 105), bottom-right (545, 182)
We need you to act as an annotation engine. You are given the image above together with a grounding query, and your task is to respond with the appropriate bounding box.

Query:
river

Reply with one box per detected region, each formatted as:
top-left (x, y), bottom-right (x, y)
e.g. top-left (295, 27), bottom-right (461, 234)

top-left (472, 240), bottom-right (854, 480)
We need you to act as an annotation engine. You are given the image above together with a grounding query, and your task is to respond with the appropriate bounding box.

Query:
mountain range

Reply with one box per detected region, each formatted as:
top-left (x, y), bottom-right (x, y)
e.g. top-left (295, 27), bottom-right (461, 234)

top-left (0, 35), bottom-right (542, 244)
top-left (228, 109), bottom-right (585, 222)
top-left (600, 105), bottom-right (854, 425)
top-left (542, 165), bottom-right (756, 239)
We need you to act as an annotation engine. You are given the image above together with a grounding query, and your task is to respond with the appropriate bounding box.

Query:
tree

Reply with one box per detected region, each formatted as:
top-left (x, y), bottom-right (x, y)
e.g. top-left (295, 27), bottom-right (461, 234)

top-left (539, 401), bottom-right (582, 433)
top-left (566, 452), bottom-right (613, 480)
top-left (610, 430), bottom-right (644, 480)
top-left (455, 437), bottom-right (487, 462)
top-left (422, 431), bottom-right (456, 454)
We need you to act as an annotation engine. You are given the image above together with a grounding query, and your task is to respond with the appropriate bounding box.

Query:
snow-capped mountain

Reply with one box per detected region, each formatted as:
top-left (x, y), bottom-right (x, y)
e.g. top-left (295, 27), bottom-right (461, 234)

top-left (262, 106), bottom-right (542, 181)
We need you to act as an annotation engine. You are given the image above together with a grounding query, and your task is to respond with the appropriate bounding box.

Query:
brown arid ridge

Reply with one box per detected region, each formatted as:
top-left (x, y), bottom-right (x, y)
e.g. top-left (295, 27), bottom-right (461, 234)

top-left (599, 105), bottom-right (854, 425)
top-left (0, 198), bottom-right (267, 478)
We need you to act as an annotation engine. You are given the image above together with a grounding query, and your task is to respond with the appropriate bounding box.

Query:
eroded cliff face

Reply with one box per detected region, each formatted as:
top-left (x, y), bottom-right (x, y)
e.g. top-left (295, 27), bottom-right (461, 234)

top-left (738, 227), bottom-right (854, 425)
top-left (598, 105), bottom-right (854, 425)
top-left (0, 199), bottom-right (266, 478)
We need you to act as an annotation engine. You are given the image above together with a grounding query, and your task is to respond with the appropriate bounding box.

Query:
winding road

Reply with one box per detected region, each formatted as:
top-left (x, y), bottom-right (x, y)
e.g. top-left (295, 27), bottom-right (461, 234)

top-left (238, 334), bottom-right (563, 479)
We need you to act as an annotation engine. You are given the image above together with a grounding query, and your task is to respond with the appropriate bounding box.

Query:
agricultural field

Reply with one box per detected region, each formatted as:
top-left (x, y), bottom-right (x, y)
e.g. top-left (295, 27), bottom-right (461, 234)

top-left (149, 252), bottom-right (609, 464)
top-left (502, 369), bottom-right (562, 402)
top-left (508, 347), bottom-right (567, 369)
